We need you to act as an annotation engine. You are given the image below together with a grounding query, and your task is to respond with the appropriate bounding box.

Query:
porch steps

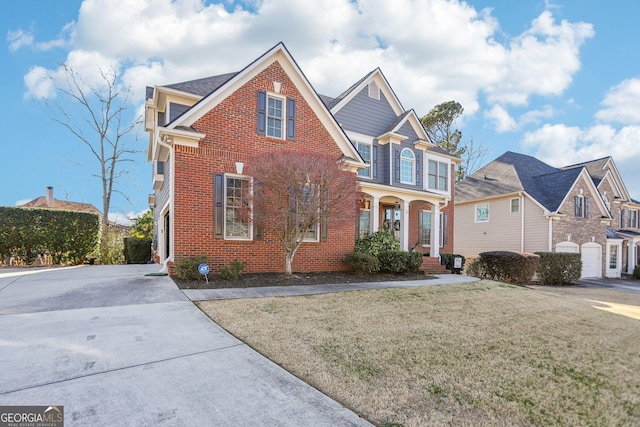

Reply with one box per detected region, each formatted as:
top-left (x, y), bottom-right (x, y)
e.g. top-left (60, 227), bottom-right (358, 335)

top-left (419, 257), bottom-right (450, 275)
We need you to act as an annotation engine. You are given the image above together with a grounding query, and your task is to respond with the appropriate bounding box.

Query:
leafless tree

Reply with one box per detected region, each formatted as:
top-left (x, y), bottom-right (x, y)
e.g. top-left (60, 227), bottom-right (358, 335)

top-left (245, 150), bottom-right (360, 275)
top-left (46, 64), bottom-right (142, 227)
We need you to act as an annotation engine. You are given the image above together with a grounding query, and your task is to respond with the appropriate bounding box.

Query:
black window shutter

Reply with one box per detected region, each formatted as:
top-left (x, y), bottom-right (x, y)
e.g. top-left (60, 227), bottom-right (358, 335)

top-left (321, 187), bottom-right (328, 241)
top-left (395, 149), bottom-right (400, 182)
top-left (214, 174), bottom-right (224, 238)
top-left (574, 196), bottom-right (580, 217)
top-left (257, 91), bottom-right (266, 135)
top-left (372, 145), bottom-right (377, 178)
top-left (416, 153), bottom-right (421, 185)
top-left (584, 196), bottom-right (589, 218)
top-left (254, 181), bottom-right (264, 240)
top-left (286, 98), bottom-right (296, 140)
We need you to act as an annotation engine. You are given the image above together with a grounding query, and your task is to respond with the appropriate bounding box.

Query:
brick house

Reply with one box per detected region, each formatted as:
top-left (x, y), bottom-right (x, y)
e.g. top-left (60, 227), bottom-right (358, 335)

top-left (455, 151), bottom-right (640, 278)
top-left (146, 43), bottom-right (458, 274)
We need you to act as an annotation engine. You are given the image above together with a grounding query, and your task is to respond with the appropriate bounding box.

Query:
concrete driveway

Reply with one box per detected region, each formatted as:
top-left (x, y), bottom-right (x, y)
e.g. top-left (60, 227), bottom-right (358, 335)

top-left (577, 276), bottom-right (640, 294)
top-left (0, 265), bottom-right (371, 426)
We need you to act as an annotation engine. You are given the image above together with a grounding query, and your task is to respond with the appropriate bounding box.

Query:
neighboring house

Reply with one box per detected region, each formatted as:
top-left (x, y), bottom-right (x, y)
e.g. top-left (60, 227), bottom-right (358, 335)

top-left (145, 43), bottom-right (458, 274)
top-left (455, 151), bottom-right (639, 278)
top-left (20, 186), bottom-right (102, 216)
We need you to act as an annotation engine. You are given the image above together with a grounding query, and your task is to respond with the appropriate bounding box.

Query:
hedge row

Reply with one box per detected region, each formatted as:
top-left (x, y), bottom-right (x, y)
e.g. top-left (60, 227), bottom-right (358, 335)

top-left (0, 206), bottom-right (100, 265)
top-left (465, 251), bottom-right (584, 285)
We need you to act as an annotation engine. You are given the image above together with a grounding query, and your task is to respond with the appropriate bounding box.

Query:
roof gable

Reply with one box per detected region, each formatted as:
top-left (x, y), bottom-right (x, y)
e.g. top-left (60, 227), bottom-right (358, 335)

top-left (163, 43), bottom-right (364, 165)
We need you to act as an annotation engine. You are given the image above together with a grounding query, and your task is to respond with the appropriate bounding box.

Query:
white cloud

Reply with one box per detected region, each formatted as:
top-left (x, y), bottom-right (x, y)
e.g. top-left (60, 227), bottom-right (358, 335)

top-left (485, 11), bottom-right (594, 106)
top-left (20, 0), bottom-right (593, 119)
top-left (595, 78), bottom-right (640, 125)
top-left (7, 29), bottom-right (34, 52)
top-left (485, 104), bottom-right (554, 133)
top-left (484, 105), bottom-right (517, 132)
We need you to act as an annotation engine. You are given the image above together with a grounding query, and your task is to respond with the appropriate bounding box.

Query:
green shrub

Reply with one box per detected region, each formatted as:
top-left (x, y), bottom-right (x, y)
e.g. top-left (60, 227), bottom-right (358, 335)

top-left (0, 206), bottom-right (100, 265)
top-left (174, 255), bottom-right (208, 281)
top-left (634, 265), bottom-right (640, 280)
top-left (479, 251), bottom-right (540, 284)
top-left (378, 250), bottom-right (423, 274)
top-left (440, 253), bottom-right (465, 274)
top-left (124, 238), bottom-right (152, 264)
top-left (344, 252), bottom-right (380, 275)
top-left (99, 226), bottom-right (126, 265)
top-left (535, 252), bottom-right (582, 285)
top-left (220, 260), bottom-right (247, 280)
top-left (355, 230), bottom-right (399, 257)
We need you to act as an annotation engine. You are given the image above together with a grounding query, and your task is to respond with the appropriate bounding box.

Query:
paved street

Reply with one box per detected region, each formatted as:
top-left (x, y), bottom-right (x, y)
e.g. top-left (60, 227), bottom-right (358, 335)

top-left (0, 265), bottom-right (371, 426)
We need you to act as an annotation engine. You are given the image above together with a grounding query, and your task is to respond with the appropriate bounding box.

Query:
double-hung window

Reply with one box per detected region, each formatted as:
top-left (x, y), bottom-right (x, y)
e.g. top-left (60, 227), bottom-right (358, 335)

top-left (428, 160), bottom-right (448, 191)
top-left (400, 148), bottom-right (415, 184)
top-left (629, 209), bottom-right (638, 229)
top-left (214, 174), bottom-right (252, 240)
top-left (356, 142), bottom-right (372, 178)
top-left (475, 203), bottom-right (489, 222)
top-left (574, 195), bottom-right (589, 218)
top-left (257, 91), bottom-right (295, 140)
top-left (510, 198), bottom-right (520, 213)
top-left (267, 96), bottom-right (283, 138)
top-left (418, 211), bottom-right (448, 247)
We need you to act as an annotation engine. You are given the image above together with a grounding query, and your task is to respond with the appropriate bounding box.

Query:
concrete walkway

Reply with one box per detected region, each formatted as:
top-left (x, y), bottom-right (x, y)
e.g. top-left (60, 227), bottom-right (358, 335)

top-left (184, 273), bottom-right (480, 301)
top-left (0, 265), bottom-right (372, 426)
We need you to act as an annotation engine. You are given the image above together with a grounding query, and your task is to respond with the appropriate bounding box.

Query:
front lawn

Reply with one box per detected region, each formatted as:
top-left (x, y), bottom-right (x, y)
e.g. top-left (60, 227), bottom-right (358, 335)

top-left (198, 281), bottom-right (640, 426)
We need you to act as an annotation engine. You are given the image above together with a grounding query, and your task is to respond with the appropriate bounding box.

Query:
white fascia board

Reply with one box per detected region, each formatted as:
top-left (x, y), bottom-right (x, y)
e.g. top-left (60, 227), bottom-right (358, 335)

top-left (330, 70), bottom-right (405, 117)
top-left (169, 43), bottom-right (365, 166)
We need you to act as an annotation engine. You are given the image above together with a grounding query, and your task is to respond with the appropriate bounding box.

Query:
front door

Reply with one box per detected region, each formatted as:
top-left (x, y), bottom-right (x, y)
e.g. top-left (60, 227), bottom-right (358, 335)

top-left (382, 206), bottom-right (401, 242)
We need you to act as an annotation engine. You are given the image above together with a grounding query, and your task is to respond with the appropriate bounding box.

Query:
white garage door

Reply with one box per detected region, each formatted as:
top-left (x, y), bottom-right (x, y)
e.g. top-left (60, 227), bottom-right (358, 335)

top-left (581, 244), bottom-right (601, 278)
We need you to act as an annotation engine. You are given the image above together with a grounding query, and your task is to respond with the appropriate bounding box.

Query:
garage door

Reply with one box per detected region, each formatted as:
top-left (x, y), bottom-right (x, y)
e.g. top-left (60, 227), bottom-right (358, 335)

top-left (581, 244), bottom-right (601, 278)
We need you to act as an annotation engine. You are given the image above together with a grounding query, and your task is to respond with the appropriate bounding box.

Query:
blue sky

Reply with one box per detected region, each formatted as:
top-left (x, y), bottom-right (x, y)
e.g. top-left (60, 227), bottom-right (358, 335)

top-left (2, 0), bottom-right (639, 223)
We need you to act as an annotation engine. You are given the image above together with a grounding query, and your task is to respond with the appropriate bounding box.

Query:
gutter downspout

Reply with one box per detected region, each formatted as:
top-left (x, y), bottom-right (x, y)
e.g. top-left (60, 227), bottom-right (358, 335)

top-left (520, 193), bottom-right (525, 253)
top-left (157, 135), bottom-right (173, 273)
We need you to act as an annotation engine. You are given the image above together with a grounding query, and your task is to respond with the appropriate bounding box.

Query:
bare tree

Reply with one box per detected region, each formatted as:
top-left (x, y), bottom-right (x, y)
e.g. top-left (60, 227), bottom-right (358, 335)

top-left (46, 64), bottom-right (142, 227)
top-left (461, 137), bottom-right (489, 177)
top-left (245, 151), bottom-right (360, 275)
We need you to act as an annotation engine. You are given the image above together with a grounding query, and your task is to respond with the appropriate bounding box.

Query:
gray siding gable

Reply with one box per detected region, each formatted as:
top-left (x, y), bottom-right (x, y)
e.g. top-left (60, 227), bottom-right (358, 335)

top-left (334, 88), bottom-right (397, 137)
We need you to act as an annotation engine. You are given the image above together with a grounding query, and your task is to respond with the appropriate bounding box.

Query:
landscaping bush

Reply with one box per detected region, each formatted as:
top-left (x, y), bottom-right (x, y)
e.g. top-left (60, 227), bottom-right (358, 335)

top-left (354, 230), bottom-right (399, 257)
top-left (174, 255), bottom-right (208, 281)
top-left (440, 253), bottom-right (465, 274)
top-left (378, 250), bottom-right (423, 274)
top-left (220, 260), bottom-right (247, 280)
top-left (124, 238), bottom-right (152, 264)
top-left (344, 252), bottom-right (380, 275)
top-left (463, 256), bottom-right (485, 277)
top-left (634, 265), bottom-right (640, 280)
top-left (535, 252), bottom-right (582, 285)
top-left (479, 251), bottom-right (540, 284)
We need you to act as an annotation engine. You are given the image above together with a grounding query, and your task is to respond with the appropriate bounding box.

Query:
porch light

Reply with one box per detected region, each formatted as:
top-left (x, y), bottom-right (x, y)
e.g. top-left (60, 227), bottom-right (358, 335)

top-left (394, 200), bottom-right (401, 211)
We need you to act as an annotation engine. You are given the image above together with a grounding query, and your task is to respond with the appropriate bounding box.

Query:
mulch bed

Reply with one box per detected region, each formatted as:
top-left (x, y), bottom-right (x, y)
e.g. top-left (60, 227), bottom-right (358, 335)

top-left (173, 271), bottom-right (435, 289)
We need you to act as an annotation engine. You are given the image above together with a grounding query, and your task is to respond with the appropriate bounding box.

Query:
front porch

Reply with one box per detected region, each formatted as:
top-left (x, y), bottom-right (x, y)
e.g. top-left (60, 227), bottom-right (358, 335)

top-left (357, 187), bottom-right (452, 259)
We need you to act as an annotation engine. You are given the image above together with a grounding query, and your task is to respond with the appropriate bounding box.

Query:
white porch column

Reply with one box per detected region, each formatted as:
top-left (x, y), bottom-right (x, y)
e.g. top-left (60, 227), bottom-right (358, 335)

top-left (628, 241), bottom-right (637, 275)
top-left (401, 200), bottom-right (409, 251)
top-left (371, 196), bottom-right (380, 233)
top-left (431, 203), bottom-right (441, 258)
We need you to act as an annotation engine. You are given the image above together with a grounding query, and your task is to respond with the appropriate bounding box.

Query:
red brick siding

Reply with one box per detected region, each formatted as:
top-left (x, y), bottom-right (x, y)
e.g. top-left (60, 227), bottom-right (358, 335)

top-left (172, 61), bottom-right (355, 273)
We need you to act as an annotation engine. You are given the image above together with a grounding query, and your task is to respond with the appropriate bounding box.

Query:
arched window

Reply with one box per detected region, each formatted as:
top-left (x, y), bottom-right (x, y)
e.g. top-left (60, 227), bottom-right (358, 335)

top-left (400, 148), bottom-right (415, 184)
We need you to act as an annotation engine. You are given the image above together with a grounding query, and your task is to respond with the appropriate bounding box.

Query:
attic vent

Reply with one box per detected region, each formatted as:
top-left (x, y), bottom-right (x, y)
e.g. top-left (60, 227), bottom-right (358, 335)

top-left (368, 81), bottom-right (380, 100)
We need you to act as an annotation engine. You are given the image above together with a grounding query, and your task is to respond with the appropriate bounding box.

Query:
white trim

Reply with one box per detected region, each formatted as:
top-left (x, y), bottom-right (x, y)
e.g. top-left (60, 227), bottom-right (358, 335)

top-left (223, 174), bottom-right (253, 241)
top-left (475, 203), bottom-right (489, 223)
top-left (400, 148), bottom-right (415, 185)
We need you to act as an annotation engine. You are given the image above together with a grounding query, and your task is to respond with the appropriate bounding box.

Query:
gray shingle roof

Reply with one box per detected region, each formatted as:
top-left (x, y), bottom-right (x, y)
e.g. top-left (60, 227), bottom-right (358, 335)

top-left (456, 151), bottom-right (582, 212)
top-left (562, 156), bottom-right (610, 186)
top-left (164, 72), bottom-right (238, 97)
